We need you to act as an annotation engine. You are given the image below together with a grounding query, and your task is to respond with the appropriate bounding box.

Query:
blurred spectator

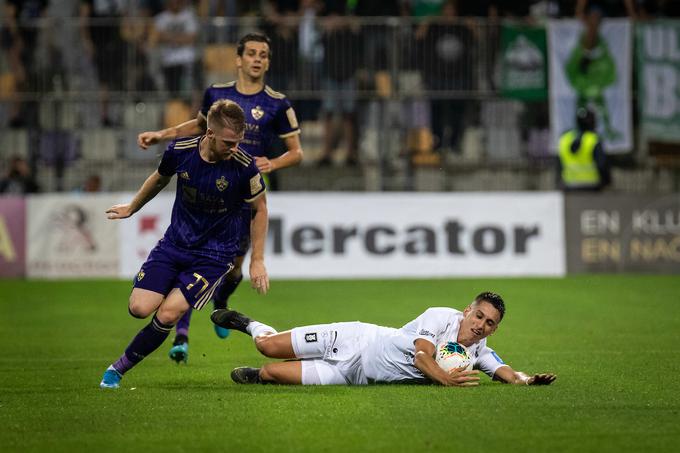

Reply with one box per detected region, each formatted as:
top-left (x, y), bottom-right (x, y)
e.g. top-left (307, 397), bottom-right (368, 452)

top-left (83, 173), bottom-right (102, 192)
top-left (317, 2), bottom-right (361, 166)
top-left (120, 1), bottom-right (158, 92)
top-left (198, 0), bottom-right (240, 43)
top-left (416, 0), bottom-right (474, 153)
top-left (0, 155), bottom-right (40, 194)
top-left (1, 0), bottom-right (48, 128)
top-left (353, 0), bottom-right (408, 75)
top-left (79, 0), bottom-right (126, 126)
top-left (262, 0), bottom-right (300, 91)
top-left (149, 0), bottom-right (200, 97)
top-left (557, 107), bottom-right (610, 191)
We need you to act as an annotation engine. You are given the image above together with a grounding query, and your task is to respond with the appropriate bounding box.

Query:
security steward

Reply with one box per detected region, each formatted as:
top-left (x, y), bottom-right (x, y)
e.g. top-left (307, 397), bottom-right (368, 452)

top-left (557, 108), bottom-right (611, 191)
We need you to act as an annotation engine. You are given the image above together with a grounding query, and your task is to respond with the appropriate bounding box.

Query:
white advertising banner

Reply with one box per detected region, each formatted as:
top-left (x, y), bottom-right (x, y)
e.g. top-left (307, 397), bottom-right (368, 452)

top-left (27, 194), bottom-right (120, 278)
top-left (548, 19), bottom-right (632, 153)
top-left (244, 192), bottom-right (566, 278)
top-left (118, 193), bottom-right (173, 278)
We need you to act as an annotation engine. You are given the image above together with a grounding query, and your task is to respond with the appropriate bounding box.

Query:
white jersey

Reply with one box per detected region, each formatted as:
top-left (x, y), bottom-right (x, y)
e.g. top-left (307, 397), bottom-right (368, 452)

top-left (361, 308), bottom-right (506, 384)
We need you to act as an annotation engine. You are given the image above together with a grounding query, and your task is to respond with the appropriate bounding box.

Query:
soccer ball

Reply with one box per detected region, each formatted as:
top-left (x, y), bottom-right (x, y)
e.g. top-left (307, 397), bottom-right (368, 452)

top-left (435, 341), bottom-right (472, 372)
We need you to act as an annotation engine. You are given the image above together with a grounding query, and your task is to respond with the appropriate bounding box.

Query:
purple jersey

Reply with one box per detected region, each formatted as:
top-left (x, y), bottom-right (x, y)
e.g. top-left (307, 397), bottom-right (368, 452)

top-left (199, 82), bottom-right (300, 157)
top-left (157, 136), bottom-right (266, 264)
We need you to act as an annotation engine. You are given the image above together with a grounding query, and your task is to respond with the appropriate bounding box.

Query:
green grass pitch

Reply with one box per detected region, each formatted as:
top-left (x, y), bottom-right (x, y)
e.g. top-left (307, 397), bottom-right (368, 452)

top-left (1, 276), bottom-right (679, 452)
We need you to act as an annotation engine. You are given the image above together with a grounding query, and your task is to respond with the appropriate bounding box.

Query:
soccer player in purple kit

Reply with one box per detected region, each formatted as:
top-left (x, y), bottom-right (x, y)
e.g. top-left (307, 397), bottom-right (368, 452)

top-left (137, 33), bottom-right (302, 363)
top-left (100, 99), bottom-right (269, 389)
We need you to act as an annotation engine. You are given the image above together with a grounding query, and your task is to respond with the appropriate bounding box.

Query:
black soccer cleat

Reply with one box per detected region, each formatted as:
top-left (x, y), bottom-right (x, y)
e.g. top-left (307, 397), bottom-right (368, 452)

top-left (231, 367), bottom-right (263, 384)
top-left (210, 309), bottom-right (252, 334)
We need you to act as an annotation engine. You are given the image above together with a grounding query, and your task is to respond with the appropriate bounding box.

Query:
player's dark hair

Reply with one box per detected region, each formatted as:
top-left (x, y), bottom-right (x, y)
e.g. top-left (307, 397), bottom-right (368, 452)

top-left (237, 33), bottom-right (272, 57)
top-left (207, 99), bottom-right (245, 136)
top-left (474, 292), bottom-right (506, 321)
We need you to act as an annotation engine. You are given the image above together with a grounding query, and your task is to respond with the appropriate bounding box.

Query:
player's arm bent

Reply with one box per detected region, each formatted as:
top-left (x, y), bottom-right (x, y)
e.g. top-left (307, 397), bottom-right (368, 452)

top-left (255, 134), bottom-right (303, 174)
top-left (413, 339), bottom-right (480, 387)
top-left (137, 112), bottom-right (207, 150)
top-left (492, 365), bottom-right (557, 386)
top-left (106, 171), bottom-right (172, 219)
top-left (248, 193), bottom-right (269, 295)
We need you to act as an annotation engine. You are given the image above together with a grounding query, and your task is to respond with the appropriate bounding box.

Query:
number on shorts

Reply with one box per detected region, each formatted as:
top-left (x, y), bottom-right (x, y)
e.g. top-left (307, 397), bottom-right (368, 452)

top-left (186, 273), bottom-right (209, 296)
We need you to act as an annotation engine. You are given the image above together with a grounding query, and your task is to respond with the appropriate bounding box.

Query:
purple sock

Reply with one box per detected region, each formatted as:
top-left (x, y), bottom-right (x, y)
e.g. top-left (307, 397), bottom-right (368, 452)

top-left (175, 309), bottom-right (192, 338)
top-left (112, 315), bottom-right (173, 375)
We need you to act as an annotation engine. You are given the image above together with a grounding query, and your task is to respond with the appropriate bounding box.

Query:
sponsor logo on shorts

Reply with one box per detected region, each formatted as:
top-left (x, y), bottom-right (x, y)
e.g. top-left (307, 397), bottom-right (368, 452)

top-left (304, 333), bottom-right (317, 343)
top-left (418, 329), bottom-right (435, 338)
top-left (137, 271), bottom-right (145, 281)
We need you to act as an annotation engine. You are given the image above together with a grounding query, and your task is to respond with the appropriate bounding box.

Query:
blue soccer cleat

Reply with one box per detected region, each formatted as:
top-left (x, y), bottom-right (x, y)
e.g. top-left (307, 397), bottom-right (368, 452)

top-left (214, 325), bottom-right (231, 339)
top-left (169, 342), bottom-right (188, 364)
top-left (100, 368), bottom-right (122, 389)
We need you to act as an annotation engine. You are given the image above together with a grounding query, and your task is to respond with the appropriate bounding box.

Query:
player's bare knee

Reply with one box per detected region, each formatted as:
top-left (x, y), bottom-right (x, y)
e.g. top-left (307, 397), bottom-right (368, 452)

top-left (128, 297), bottom-right (152, 319)
top-left (254, 335), bottom-right (278, 357)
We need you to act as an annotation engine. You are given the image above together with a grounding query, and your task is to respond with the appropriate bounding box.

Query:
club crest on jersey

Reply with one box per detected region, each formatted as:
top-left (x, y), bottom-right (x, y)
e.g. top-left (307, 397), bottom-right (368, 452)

top-left (137, 271), bottom-right (145, 281)
top-left (216, 176), bottom-right (229, 191)
top-left (251, 105), bottom-right (264, 121)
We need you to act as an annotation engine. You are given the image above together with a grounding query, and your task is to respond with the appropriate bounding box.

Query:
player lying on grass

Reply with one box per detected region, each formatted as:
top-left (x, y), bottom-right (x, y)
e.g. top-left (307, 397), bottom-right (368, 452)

top-left (212, 292), bottom-right (557, 386)
top-left (99, 100), bottom-right (270, 389)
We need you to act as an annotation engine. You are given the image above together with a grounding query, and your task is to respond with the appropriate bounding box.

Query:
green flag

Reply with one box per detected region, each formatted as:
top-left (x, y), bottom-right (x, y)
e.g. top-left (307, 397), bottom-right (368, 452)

top-left (500, 24), bottom-right (548, 101)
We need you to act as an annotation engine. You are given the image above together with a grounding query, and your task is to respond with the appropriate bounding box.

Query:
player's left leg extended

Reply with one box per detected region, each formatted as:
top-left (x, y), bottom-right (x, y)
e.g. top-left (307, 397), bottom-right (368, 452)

top-left (101, 289), bottom-right (190, 388)
top-left (232, 359), bottom-right (347, 386)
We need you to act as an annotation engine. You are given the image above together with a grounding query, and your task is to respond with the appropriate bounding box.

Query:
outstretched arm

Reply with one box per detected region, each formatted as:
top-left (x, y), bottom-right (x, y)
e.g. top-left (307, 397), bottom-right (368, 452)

top-left (137, 112), bottom-right (207, 149)
top-left (493, 365), bottom-right (556, 386)
top-left (106, 171), bottom-right (172, 219)
top-left (255, 134), bottom-right (304, 174)
top-left (413, 339), bottom-right (480, 387)
top-left (248, 193), bottom-right (269, 294)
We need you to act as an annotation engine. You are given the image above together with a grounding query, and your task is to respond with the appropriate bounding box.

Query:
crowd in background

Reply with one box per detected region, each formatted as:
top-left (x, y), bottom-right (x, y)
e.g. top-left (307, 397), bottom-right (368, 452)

top-left (2, 0), bottom-right (680, 193)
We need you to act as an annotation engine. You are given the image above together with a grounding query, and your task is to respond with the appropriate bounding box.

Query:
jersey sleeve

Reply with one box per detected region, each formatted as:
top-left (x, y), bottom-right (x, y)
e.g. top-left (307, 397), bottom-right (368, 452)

top-left (240, 160), bottom-right (266, 203)
top-left (157, 142), bottom-right (178, 177)
top-left (273, 98), bottom-right (301, 138)
top-left (474, 345), bottom-right (506, 378)
top-left (412, 308), bottom-right (451, 347)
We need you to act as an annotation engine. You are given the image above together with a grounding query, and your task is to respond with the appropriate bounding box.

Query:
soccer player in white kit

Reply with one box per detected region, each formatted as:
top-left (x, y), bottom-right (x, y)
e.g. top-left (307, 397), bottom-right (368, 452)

top-left (211, 292), bottom-right (556, 386)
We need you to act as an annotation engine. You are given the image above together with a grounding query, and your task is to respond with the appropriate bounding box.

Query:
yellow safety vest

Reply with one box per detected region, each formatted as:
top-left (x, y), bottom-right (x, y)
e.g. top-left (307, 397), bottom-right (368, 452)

top-left (558, 130), bottom-right (600, 188)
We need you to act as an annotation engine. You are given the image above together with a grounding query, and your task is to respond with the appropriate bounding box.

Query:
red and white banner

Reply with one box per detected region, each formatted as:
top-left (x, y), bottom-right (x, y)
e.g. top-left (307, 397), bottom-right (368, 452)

top-left (27, 194), bottom-right (120, 278)
top-left (118, 194), bottom-right (173, 278)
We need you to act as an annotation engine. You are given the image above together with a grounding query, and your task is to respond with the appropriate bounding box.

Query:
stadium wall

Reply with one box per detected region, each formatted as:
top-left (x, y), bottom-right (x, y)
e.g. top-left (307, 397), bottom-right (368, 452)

top-left (2, 193), bottom-right (679, 279)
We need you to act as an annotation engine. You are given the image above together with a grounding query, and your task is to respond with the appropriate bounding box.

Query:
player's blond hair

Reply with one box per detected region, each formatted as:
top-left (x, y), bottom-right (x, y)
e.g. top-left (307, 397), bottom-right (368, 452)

top-left (207, 99), bottom-right (246, 136)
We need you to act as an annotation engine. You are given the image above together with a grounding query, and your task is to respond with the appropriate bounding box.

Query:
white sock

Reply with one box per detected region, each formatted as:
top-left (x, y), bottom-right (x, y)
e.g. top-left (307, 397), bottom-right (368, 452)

top-left (246, 321), bottom-right (277, 339)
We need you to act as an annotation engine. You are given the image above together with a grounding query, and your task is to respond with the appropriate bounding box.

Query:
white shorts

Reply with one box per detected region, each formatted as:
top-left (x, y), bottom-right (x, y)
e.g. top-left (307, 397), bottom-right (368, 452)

top-left (291, 322), bottom-right (378, 385)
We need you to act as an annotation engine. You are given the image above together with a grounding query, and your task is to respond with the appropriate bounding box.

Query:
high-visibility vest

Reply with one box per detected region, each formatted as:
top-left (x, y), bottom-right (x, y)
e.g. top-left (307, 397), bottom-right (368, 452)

top-left (558, 130), bottom-right (601, 188)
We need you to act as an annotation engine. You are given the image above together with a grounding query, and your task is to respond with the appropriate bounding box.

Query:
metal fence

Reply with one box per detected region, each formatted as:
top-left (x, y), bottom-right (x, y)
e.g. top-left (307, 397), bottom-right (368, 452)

top-left (0, 16), bottom-right (677, 193)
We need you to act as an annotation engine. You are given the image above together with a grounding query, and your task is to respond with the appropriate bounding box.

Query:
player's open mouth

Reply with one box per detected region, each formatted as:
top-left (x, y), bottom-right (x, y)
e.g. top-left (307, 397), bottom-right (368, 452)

top-left (472, 328), bottom-right (482, 336)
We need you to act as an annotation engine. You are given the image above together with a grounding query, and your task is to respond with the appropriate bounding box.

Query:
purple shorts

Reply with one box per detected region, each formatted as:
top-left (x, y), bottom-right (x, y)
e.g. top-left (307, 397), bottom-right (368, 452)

top-left (133, 239), bottom-right (234, 310)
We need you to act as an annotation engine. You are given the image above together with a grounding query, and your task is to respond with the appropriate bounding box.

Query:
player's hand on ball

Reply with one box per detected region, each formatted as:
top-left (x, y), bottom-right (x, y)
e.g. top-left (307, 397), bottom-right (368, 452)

top-left (137, 131), bottom-right (161, 150)
top-left (249, 260), bottom-right (269, 295)
top-left (527, 373), bottom-right (557, 386)
top-left (255, 157), bottom-right (274, 174)
top-left (106, 204), bottom-right (133, 219)
top-left (445, 368), bottom-right (480, 387)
